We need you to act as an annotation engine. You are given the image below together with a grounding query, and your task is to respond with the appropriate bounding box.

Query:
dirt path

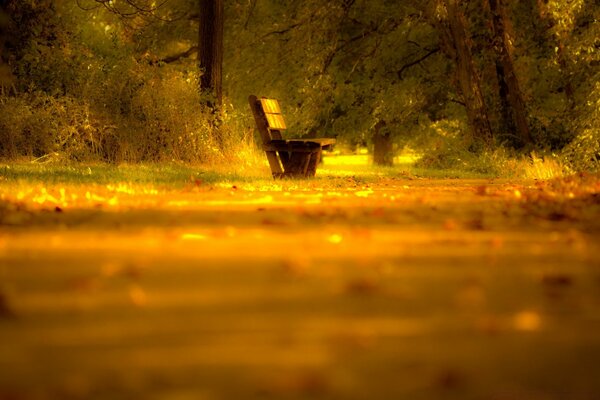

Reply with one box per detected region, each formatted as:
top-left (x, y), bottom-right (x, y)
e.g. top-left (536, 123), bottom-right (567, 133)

top-left (1, 176), bottom-right (600, 399)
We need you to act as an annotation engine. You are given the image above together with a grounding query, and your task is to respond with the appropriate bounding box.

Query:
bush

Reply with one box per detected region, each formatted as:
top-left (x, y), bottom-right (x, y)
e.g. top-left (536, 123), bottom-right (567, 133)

top-left (0, 81), bottom-right (255, 165)
top-left (562, 128), bottom-right (600, 173)
top-left (412, 119), bottom-right (505, 175)
top-left (0, 1), bottom-right (255, 166)
top-left (561, 81), bottom-right (600, 173)
top-left (0, 93), bottom-right (107, 160)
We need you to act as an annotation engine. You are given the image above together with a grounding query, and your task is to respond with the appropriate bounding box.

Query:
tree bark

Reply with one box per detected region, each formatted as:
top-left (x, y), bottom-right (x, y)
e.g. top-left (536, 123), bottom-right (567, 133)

top-left (488, 0), bottom-right (533, 148)
top-left (372, 121), bottom-right (393, 166)
top-left (434, 0), bottom-right (494, 147)
top-left (198, 0), bottom-right (224, 110)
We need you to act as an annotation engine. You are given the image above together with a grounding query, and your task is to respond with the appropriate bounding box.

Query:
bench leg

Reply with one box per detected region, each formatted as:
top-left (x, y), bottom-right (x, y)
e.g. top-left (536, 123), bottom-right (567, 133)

top-left (305, 148), bottom-right (322, 177)
top-left (277, 148), bottom-right (323, 178)
top-left (283, 152), bottom-right (309, 178)
top-left (265, 151), bottom-right (285, 178)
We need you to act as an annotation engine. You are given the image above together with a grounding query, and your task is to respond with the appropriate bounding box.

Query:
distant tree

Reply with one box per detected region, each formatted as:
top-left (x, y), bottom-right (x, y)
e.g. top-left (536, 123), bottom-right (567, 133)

top-left (486, 0), bottom-right (532, 148)
top-left (431, 0), bottom-right (494, 148)
top-left (229, 0), bottom-right (446, 165)
top-left (532, 0), bottom-right (577, 109)
top-left (78, 0), bottom-right (224, 111)
top-left (495, 0), bottom-right (597, 152)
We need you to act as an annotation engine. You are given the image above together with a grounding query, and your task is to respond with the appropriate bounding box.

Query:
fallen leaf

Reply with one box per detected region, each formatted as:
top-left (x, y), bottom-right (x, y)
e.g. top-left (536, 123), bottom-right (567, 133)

top-left (345, 277), bottom-right (380, 295)
top-left (541, 273), bottom-right (573, 287)
top-left (435, 369), bottom-right (466, 390)
top-left (129, 284), bottom-right (147, 306)
top-left (443, 219), bottom-right (459, 231)
top-left (476, 185), bottom-right (490, 196)
top-left (0, 292), bottom-right (16, 319)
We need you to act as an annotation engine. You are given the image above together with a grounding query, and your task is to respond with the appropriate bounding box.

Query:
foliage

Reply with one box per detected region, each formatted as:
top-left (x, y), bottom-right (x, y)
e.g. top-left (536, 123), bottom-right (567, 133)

top-left (562, 81), bottom-right (600, 172)
top-left (0, 0), bottom-right (598, 172)
top-left (0, 0), bottom-right (254, 165)
top-left (413, 118), bottom-right (509, 176)
top-left (226, 0), bottom-right (443, 147)
top-left (0, 75), bottom-right (236, 164)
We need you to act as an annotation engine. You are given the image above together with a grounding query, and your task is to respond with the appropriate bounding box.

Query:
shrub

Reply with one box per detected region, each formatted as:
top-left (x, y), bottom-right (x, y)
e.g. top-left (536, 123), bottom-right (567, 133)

top-left (562, 128), bottom-right (600, 173)
top-left (561, 81), bottom-right (600, 173)
top-left (0, 82), bottom-right (258, 166)
top-left (0, 1), bottom-right (254, 166)
top-left (0, 93), bottom-right (107, 161)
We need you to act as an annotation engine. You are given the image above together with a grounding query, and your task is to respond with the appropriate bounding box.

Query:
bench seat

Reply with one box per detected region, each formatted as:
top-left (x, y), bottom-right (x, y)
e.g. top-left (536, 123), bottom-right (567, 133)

top-left (262, 138), bottom-right (336, 152)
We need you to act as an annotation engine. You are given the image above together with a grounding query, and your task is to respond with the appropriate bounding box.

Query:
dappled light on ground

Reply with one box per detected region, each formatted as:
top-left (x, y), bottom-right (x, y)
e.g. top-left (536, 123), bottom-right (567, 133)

top-left (319, 153), bottom-right (419, 177)
top-left (1, 166), bottom-right (600, 399)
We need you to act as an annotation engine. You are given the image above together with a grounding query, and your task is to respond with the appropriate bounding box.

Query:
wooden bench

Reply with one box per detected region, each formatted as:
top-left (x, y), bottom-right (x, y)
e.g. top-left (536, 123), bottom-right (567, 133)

top-left (249, 95), bottom-right (335, 178)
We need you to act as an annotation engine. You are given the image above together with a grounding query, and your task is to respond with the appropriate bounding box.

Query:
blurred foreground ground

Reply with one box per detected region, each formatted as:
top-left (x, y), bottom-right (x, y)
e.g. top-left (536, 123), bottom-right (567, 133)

top-left (1, 163), bottom-right (600, 400)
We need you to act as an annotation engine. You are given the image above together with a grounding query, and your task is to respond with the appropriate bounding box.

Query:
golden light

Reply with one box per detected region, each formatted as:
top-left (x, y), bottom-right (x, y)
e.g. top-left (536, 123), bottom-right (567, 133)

top-left (180, 233), bottom-right (208, 241)
top-left (513, 311), bottom-right (542, 332)
top-left (327, 233), bottom-right (343, 244)
top-left (260, 98), bottom-right (282, 114)
top-left (260, 98), bottom-right (287, 130)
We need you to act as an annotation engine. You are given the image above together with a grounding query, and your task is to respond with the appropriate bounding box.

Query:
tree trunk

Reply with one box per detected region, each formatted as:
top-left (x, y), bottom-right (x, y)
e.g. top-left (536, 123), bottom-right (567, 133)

top-left (488, 0), bottom-right (533, 148)
top-left (372, 121), bottom-right (393, 166)
top-left (198, 0), bottom-right (224, 110)
top-left (434, 0), bottom-right (494, 147)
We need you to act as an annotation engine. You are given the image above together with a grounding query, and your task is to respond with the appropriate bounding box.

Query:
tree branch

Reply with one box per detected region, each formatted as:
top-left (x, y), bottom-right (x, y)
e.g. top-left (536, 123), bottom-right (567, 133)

top-left (92, 0), bottom-right (170, 16)
top-left (157, 45), bottom-right (198, 64)
top-left (76, 0), bottom-right (101, 12)
top-left (260, 22), bottom-right (304, 39)
top-left (244, 0), bottom-right (257, 29)
top-left (86, 0), bottom-right (186, 24)
top-left (397, 47), bottom-right (440, 79)
top-left (322, 18), bottom-right (400, 73)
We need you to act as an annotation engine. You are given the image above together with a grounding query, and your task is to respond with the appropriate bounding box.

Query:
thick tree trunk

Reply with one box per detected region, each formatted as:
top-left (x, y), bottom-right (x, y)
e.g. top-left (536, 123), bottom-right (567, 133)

top-left (488, 0), bottom-right (532, 148)
top-left (198, 0), bottom-right (224, 109)
top-left (434, 0), bottom-right (494, 147)
top-left (372, 121), bottom-right (393, 166)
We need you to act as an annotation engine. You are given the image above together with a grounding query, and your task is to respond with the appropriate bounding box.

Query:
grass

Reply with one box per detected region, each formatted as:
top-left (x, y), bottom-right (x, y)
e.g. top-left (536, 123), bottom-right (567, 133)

top-left (0, 150), bottom-right (574, 199)
top-left (0, 152), bottom-right (501, 188)
top-left (0, 162), bottom-right (262, 186)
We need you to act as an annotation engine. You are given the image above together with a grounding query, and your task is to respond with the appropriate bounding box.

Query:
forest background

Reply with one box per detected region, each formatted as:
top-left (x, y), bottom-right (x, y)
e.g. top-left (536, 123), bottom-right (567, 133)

top-left (0, 0), bottom-right (598, 176)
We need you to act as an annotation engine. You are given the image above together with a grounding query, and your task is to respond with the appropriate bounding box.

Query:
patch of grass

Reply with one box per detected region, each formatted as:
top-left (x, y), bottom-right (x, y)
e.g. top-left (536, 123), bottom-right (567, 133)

top-left (0, 162), bottom-right (270, 187)
top-left (522, 153), bottom-right (564, 180)
top-left (0, 154), bottom-right (413, 189)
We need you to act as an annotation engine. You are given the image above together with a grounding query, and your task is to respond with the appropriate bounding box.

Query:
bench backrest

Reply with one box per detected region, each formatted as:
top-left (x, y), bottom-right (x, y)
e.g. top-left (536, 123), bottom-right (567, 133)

top-left (260, 98), bottom-right (286, 131)
top-left (249, 95), bottom-right (287, 144)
